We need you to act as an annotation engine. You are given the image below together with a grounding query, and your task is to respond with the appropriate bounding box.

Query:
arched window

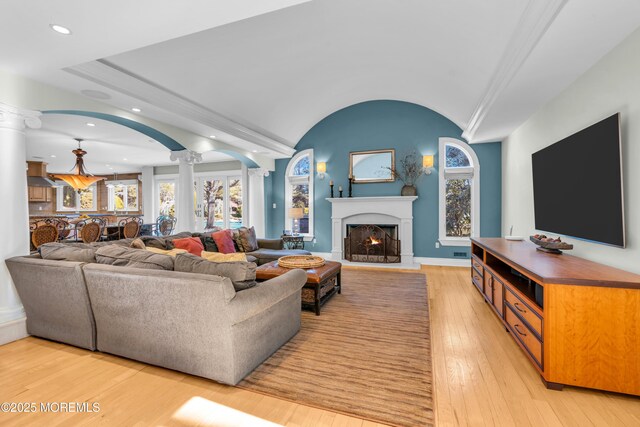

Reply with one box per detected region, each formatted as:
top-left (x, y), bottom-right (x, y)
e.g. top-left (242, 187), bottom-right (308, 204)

top-left (438, 137), bottom-right (480, 246)
top-left (285, 149), bottom-right (314, 239)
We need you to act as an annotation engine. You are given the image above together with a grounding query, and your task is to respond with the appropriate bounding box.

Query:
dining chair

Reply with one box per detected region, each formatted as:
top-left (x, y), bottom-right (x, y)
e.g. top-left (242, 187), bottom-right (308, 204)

top-left (77, 218), bottom-right (105, 243)
top-left (119, 217), bottom-right (143, 239)
top-left (56, 219), bottom-right (71, 240)
top-left (31, 224), bottom-right (59, 249)
top-left (156, 216), bottom-right (176, 236)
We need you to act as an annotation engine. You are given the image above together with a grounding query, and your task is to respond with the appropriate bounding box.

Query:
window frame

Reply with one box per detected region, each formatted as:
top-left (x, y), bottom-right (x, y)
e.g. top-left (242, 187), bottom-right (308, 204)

top-left (194, 170), bottom-right (244, 231)
top-left (107, 180), bottom-right (139, 212)
top-left (285, 149), bottom-right (314, 241)
top-left (438, 137), bottom-right (480, 247)
top-left (156, 178), bottom-right (177, 219)
top-left (56, 184), bottom-right (97, 212)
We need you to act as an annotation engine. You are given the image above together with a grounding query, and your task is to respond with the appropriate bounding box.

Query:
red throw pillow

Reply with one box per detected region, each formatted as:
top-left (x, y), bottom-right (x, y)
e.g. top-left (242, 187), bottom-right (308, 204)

top-left (172, 237), bottom-right (205, 256)
top-left (212, 229), bottom-right (236, 254)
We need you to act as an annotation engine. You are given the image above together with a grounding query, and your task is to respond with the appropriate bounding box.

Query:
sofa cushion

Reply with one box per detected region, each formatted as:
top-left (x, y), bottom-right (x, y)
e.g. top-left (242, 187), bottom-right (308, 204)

top-left (201, 251), bottom-right (248, 262)
top-left (192, 233), bottom-right (219, 252)
top-left (237, 226), bottom-right (259, 252)
top-left (202, 235), bottom-right (218, 252)
top-left (130, 237), bottom-right (146, 249)
top-left (139, 236), bottom-right (169, 249)
top-left (230, 229), bottom-right (243, 251)
top-left (95, 245), bottom-right (174, 270)
top-left (172, 237), bottom-right (205, 256)
top-left (246, 248), bottom-right (312, 265)
top-left (246, 255), bottom-right (258, 264)
top-left (145, 247), bottom-right (189, 257)
top-left (174, 253), bottom-right (257, 291)
top-left (38, 242), bottom-right (97, 263)
top-left (160, 232), bottom-right (195, 249)
top-left (212, 229), bottom-right (236, 254)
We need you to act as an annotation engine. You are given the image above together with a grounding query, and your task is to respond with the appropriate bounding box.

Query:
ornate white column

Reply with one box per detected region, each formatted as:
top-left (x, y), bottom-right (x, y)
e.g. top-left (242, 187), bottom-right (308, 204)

top-left (0, 102), bottom-right (41, 345)
top-left (170, 150), bottom-right (201, 233)
top-left (248, 168), bottom-right (269, 238)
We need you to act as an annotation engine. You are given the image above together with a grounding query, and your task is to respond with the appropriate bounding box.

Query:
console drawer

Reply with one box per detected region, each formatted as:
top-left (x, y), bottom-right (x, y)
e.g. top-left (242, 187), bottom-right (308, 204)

top-left (505, 305), bottom-right (543, 369)
top-left (472, 269), bottom-right (483, 293)
top-left (472, 256), bottom-right (483, 273)
top-left (505, 286), bottom-right (543, 337)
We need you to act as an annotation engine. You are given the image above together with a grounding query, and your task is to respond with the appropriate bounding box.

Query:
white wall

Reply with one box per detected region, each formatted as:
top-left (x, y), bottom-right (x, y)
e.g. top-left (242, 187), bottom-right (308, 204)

top-left (503, 27), bottom-right (640, 273)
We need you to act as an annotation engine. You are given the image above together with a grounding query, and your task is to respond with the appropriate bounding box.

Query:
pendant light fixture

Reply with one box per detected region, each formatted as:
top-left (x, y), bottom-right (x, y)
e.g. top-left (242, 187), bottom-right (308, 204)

top-left (52, 138), bottom-right (105, 192)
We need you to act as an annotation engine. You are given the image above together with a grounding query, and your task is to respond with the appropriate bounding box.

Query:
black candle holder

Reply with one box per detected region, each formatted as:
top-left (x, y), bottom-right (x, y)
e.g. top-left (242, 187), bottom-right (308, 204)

top-left (330, 183), bottom-right (334, 198)
top-left (339, 189), bottom-right (343, 198)
top-left (348, 177), bottom-right (353, 198)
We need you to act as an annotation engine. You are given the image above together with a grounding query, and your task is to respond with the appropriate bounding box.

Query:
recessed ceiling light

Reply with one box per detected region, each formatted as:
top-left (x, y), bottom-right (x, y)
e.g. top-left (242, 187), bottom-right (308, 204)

top-left (50, 24), bottom-right (72, 35)
top-left (123, 158), bottom-right (128, 161)
top-left (209, 135), bottom-right (216, 139)
top-left (86, 122), bottom-right (95, 127)
top-left (50, 155), bottom-right (56, 158)
top-left (105, 164), bottom-right (110, 167)
top-left (252, 150), bottom-right (258, 153)
top-left (131, 107), bottom-right (141, 113)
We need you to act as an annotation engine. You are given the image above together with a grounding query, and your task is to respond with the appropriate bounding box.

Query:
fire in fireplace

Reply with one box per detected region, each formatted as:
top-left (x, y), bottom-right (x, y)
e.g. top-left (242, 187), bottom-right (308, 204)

top-left (344, 224), bottom-right (400, 263)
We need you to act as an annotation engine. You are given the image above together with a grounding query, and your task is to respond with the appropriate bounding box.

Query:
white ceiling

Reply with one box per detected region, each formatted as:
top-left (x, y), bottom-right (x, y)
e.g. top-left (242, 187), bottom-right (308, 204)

top-left (4, 0), bottom-right (640, 150)
top-left (26, 114), bottom-right (233, 174)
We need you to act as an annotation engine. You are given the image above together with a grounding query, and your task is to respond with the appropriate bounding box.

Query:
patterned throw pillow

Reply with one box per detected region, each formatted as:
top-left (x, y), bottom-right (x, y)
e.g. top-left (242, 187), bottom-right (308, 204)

top-left (212, 229), bottom-right (236, 254)
top-left (237, 226), bottom-right (259, 252)
top-left (201, 251), bottom-right (247, 262)
top-left (231, 229), bottom-right (244, 252)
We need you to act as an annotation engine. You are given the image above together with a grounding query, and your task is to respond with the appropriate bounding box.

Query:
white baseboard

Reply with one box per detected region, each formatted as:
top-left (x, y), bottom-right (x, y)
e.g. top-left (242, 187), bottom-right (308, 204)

top-left (311, 252), bottom-right (332, 258)
top-left (312, 252), bottom-right (469, 268)
top-left (414, 257), bottom-right (471, 267)
top-left (0, 317), bottom-right (28, 346)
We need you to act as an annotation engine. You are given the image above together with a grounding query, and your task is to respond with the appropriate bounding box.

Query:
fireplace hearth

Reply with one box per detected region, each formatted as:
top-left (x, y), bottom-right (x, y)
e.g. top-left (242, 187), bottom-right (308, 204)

top-left (344, 224), bottom-right (400, 263)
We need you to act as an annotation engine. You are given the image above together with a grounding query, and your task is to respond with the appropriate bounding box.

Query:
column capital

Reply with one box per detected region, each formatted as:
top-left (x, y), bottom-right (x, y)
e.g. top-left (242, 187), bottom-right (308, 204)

top-left (0, 102), bottom-right (41, 131)
top-left (248, 168), bottom-right (270, 177)
top-left (169, 149), bottom-right (202, 165)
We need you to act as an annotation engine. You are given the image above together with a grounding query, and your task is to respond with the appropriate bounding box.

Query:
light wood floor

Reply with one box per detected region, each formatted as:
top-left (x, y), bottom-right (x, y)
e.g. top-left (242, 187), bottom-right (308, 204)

top-left (0, 266), bottom-right (638, 426)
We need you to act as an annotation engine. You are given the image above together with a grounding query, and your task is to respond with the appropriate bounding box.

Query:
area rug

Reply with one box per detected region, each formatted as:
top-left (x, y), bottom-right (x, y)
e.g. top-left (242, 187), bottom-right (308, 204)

top-left (238, 269), bottom-right (434, 427)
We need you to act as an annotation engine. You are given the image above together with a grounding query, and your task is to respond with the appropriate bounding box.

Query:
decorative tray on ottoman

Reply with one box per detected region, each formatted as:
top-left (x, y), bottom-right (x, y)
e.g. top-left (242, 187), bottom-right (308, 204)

top-left (278, 255), bottom-right (326, 269)
top-left (529, 235), bottom-right (573, 254)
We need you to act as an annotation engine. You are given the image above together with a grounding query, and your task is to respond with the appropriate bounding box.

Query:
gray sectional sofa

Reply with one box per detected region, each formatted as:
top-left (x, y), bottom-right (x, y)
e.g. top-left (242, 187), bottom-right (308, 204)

top-left (6, 253), bottom-right (307, 385)
top-left (144, 232), bottom-right (311, 265)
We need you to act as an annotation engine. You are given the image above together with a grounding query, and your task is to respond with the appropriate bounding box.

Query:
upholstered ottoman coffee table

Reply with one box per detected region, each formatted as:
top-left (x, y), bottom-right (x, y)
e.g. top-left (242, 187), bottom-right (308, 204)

top-left (256, 260), bottom-right (341, 315)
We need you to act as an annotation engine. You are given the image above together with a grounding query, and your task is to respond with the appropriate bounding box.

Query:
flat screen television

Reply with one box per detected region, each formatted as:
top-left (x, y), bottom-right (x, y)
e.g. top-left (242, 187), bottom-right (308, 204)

top-left (532, 113), bottom-right (625, 247)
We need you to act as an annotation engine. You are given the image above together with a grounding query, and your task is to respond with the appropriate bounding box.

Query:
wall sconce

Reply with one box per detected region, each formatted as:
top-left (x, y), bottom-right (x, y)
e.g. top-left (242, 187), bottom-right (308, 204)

top-left (317, 161), bottom-right (327, 179)
top-left (422, 155), bottom-right (434, 175)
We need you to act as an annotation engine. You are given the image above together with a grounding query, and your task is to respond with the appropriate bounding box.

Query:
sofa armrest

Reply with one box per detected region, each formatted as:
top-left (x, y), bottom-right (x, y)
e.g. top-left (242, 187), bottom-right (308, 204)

top-left (257, 238), bottom-right (284, 250)
top-left (228, 269), bottom-right (306, 324)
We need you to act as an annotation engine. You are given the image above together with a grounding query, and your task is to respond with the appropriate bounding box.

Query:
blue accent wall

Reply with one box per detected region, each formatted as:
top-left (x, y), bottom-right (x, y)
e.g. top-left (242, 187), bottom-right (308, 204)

top-left (267, 100), bottom-right (502, 258)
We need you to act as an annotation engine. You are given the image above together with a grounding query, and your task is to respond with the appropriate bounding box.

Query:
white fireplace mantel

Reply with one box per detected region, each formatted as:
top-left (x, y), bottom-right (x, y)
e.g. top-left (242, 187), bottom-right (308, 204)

top-left (326, 196), bottom-right (417, 267)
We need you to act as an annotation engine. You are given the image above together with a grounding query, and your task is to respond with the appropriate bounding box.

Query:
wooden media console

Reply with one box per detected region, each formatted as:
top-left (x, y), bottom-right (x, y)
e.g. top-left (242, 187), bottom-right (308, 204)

top-left (471, 237), bottom-right (640, 396)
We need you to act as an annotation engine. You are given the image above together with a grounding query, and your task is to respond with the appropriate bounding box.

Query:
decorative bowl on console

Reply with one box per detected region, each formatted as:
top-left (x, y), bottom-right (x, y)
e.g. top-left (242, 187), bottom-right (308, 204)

top-left (529, 234), bottom-right (573, 254)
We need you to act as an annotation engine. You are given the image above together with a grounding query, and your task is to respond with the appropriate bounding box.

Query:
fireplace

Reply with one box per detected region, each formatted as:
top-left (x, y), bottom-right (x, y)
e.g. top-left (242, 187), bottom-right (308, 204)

top-left (344, 224), bottom-right (400, 263)
top-left (327, 196), bottom-right (417, 267)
